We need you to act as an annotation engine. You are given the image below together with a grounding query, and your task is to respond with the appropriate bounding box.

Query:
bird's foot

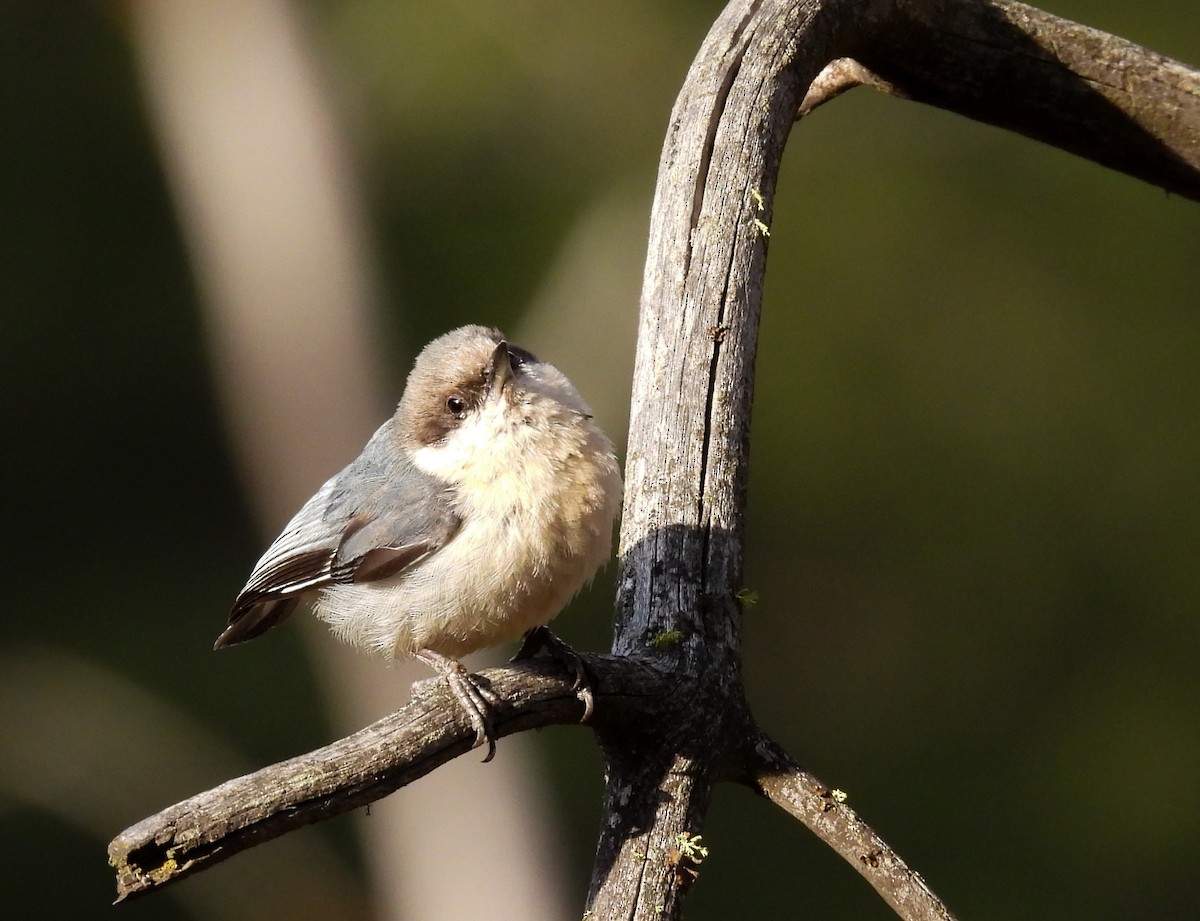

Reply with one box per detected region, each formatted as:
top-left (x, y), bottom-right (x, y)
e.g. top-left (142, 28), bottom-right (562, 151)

top-left (511, 625), bottom-right (594, 723)
top-left (414, 649), bottom-right (499, 762)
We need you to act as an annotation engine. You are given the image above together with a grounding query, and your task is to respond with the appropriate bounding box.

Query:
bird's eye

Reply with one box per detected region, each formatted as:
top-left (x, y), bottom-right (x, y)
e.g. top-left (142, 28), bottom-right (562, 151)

top-left (446, 395), bottom-right (466, 416)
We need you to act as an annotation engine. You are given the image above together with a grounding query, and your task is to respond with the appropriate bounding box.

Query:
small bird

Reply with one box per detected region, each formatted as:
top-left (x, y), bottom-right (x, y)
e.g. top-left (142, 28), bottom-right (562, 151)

top-left (214, 325), bottom-right (622, 760)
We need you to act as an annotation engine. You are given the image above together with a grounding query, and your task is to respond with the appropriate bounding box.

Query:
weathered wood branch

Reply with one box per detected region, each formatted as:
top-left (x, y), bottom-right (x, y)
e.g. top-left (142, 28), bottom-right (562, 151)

top-left (744, 731), bottom-right (955, 921)
top-left (590, 0), bottom-right (1197, 918)
top-left (845, 0), bottom-right (1200, 199)
top-left (108, 656), bottom-right (673, 902)
top-left (109, 1), bottom-right (1198, 917)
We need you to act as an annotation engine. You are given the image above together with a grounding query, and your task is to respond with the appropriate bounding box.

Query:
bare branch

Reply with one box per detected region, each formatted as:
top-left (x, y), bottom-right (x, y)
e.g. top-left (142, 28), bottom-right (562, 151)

top-left (108, 656), bottom-right (671, 902)
top-left (799, 2), bottom-right (1200, 196)
top-left (745, 731), bottom-right (957, 921)
top-left (852, 0), bottom-right (1200, 200)
top-left (594, 0), bottom-right (819, 912)
top-left (592, 0), bottom-right (1198, 916)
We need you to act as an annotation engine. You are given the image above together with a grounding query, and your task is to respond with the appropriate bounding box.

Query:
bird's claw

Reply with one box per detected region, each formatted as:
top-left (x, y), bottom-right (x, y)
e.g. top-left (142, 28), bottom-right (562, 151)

top-left (445, 669), bottom-right (498, 762)
top-left (415, 649), bottom-right (500, 762)
top-left (512, 626), bottom-right (594, 723)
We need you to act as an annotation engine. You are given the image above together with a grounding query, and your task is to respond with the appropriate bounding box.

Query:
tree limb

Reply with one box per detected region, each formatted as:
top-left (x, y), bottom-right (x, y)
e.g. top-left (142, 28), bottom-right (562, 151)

top-left (108, 656), bottom-right (673, 902)
top-left (744, 730), bottom-right (957, 921)
top-left (589, 0), bottom-right (1198, 918)
top-left (851, 0), bottom-right (1200, 201)
top-left (796, 2), bottom-right (1200, 195)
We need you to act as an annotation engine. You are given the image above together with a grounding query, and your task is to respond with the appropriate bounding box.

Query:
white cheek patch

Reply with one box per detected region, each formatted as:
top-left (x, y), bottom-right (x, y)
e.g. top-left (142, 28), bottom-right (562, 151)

top-left (410, 399), bottom-right (514, 484)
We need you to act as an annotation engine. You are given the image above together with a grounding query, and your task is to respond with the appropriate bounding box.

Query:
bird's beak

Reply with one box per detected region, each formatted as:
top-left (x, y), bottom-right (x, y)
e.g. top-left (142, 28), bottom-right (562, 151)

top-left (488, 340), bottom-right (514, 398)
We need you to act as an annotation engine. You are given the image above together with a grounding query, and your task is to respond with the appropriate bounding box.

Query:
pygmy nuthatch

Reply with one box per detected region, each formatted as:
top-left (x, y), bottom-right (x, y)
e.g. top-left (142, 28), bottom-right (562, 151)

top-left (214, 325), bottom-right (622, 760)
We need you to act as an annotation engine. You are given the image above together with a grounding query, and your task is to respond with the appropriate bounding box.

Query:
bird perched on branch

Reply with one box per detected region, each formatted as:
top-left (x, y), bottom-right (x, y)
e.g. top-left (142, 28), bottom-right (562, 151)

top-left (214, 325), bottom-right (622, 760)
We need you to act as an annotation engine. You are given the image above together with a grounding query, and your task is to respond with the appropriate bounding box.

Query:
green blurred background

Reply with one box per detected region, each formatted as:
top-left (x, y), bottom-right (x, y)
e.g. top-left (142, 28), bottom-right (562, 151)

top-left (2, 0), bottom-right (1197, 919)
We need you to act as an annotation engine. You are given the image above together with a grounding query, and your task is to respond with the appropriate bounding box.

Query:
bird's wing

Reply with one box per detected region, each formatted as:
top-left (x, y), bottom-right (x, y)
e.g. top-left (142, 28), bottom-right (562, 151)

top-left (214, 422), bottom-right (461, 649)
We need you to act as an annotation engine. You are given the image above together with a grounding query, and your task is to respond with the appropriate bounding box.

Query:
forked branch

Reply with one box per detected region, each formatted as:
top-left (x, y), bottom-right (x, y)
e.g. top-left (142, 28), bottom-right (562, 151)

top-left (595, 0), bottom-right (1197, 918)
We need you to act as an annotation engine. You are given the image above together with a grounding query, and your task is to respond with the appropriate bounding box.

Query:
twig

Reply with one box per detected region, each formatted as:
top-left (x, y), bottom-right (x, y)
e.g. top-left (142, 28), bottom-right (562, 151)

top-left (799, 58), bottom-right (904, 115)
top-left (744, 730), bottom-right (958, 921)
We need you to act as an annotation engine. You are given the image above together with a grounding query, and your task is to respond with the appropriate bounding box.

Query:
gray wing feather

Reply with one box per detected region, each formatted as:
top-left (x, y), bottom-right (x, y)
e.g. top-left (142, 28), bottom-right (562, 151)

top-left (214, 421), bottom-right (460, 648)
